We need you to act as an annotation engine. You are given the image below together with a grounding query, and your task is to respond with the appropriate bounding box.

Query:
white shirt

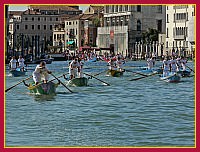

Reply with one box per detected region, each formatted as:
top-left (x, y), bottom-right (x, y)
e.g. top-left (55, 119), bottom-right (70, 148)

top-left (33, 65), bottom-right (48, 74)
top-left (147, 58), bottom-right (154, 69)
top-left (10, 59), bottom-right (17, 69)
top-left (18, 58), bottom-right (25, 68)
top-left (170, 59), bottom-right (177, 72)
top-left (163, 60), bottom-right (170, 71)
top-left (69, 60), bottom-right (79, 69)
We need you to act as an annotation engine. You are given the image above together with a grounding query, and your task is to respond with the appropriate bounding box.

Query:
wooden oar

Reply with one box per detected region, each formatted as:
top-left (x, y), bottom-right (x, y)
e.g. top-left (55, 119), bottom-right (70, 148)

top-left (83, 72), bottom-right (110, 86)
top-left (125, 69), bottom-right (148, 77)
top-left (50, 73), bottom-right (73, 93)
top-left (186, 65), bottom-right (195, 73)
top-left (5, 75), bottom-right (33, 92)
top-left (93, 70), bottom-right (108, 76)
top-left (129, 72), bottom-right (157, 81)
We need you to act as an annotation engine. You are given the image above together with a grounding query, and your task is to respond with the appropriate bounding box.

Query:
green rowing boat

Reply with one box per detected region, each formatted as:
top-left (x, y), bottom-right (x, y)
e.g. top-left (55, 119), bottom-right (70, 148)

top-left (67, 77), bottom-right (88, 87)
top-left (107, 70), bottom-right (123, 77)
top-left (28, 81), bottom-right (59, 95)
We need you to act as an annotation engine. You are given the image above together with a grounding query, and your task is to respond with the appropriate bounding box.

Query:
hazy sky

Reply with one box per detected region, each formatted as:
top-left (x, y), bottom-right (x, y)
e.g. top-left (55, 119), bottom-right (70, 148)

top-left (8, 5), bottom-right (88, 12)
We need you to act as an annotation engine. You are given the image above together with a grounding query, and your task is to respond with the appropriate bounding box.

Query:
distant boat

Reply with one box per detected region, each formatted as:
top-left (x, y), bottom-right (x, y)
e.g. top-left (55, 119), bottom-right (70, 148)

top-left (67, 77), bottom-right (88, 87)
top-left (107, 69), bottom-right (124, 77)
top-left (160, 73), bottom-right (181, 83)
top-left (177, 70), bottom-right (191, 77)
top-left (87, 57), bottom-right (97, 62)
top-left (10, 68), bottom-right (26, 77)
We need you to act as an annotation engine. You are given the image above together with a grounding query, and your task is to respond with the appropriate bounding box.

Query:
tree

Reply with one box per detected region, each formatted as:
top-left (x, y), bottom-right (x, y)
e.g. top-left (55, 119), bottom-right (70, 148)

top-left (142, 28), bottom-right (159, 44)
top-left (93, 17), bottom-right (100, 27)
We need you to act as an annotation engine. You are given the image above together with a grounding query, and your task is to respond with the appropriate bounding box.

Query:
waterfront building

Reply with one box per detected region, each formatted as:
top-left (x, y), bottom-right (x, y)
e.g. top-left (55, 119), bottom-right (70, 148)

top-left (64, 5), bottom-right (104, 51)
top-left (8, 5), bottom-right (82, 59)
top-left (166, 5), bottom-right (195, 58)
top-left (97, 5), bottom-right (166, 58)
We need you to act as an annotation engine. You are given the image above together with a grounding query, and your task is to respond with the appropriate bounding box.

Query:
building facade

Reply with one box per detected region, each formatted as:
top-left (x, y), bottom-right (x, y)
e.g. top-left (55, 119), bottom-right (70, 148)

top-left (97, 5), bottom-right (166, 58)
top-left (165, 5), bottom-right (195, 58)
top-left (8, 5), bottom-right (82, 59)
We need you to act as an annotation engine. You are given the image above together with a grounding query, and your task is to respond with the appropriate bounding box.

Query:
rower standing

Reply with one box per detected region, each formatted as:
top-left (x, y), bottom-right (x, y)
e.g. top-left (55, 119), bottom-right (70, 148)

top-left (108, 58), bottom-right (116, 70)
top-left (180, 56), bottom-right (187, 71)
top-left (147, 57), bottom-right (155, 70)
top-left (162, 56), bottom-right (170, 77)
top-left (169, 56), bottom-right (178, 74)
top-left (9, 56), bottom-right (17, 70)
top-left (69, 57), bottom-right (79, 79)
top-left (18, 55), bottom-right (25, 71)
top-left (115, 57), bottom-right (123, 72)
top-left (32, 61), bottom-right (52, 85)
top-left (78, 58), bottom-right (84, 78)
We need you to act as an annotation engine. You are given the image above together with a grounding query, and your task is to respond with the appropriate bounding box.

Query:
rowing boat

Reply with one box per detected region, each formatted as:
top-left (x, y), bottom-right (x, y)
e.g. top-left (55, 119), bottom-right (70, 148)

top-left (28, 81), bottom-right (59, 95)
top-left (67, 77), bottom-right (88, 87)
top-left (177, 70), bottom-right (191, 77)
top-left (140, 67), bottom-right (162, 74)
top-left (10, 68), bottom-right (26, 77)
top-left (160, 73), bottom-right (181, 83)
top-left (107, 69), bottom-right (123, 77)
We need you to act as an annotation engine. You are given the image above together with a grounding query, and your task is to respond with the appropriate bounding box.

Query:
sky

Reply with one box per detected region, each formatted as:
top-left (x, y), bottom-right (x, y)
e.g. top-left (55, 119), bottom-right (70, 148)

top-left (8, 5), bottom-right (88, 12)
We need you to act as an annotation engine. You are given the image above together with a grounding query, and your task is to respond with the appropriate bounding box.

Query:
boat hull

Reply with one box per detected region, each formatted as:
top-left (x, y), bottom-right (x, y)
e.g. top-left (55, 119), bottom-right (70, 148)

top-left (10, 68), bottom-right (26, 77)
top-left (28, 81), bottom-right (58, 95)
top-left (160, 73), bottom-right (181, 83)
top-left (107, 70), bottom-right (123, 77)
top-left (177, 70), bottom-right (191, 77)
top-left (67, 77), bottom-right (88, 87)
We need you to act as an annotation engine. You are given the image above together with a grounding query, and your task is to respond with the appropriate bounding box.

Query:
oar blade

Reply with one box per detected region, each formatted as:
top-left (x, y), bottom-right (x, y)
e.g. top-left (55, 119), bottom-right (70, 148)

top-left (5, 75), bottom-right (33, 92)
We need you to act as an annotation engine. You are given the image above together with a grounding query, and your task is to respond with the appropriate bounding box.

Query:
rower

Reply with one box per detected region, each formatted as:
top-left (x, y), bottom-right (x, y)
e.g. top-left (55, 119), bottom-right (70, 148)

top-left (180, 56), bottom-right (187, 71)
top-left (18, 55), bottom-right (25, 71)
top-left (147, 56), bottom-right (155, 70)
top-left (32, 61), bottom-right (52, 85)
top-left (115, 56), bottom-right (124, 72)
top-left (108, 58), bottom-right (116, 70)
top-left (169, 56), bottom-right (178, 74)
top-left (78, 58), bottom-right (84, 78)
top-left (9, 56), bottom-right (17, 70)
top-left (69, 57), bottom-right (79, 79)
top-left (162, 56), bottom-right (170, 77)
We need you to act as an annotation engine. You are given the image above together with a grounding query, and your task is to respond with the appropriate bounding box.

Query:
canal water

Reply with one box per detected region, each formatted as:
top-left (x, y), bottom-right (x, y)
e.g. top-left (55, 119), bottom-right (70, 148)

top-left (5, 60), bottom-right (195, 147)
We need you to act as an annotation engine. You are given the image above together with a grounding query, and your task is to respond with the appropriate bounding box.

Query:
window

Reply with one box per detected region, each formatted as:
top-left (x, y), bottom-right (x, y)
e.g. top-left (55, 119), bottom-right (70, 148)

top-left (38, 25), bottom-right (40, 30)
top-left (25, 17), bottom-right (28, 21)
top-left (157, 5), bottom-right (162, 13)
top-left (167, 14), bottom-right (169, 23)
top-left (25, 25), bottom-right (28, 30)
top-left (157, 20), bottom-right (162, 32)
top-left (38, 17), bottom-right (40, 21)
top-left (50, 17), bottom-right (52, 21)
top-left (56, 18), bottom-right (58, 21)
top-left (32, 25), bottom-right (34, 30)
top-left (166, 28), bottom-right (168, 37)
top-left (50, 25), bottom-right (52, 30)
top-left (16, 24), bottom-right (19, 30)
top-left (115, 5), bottom-right (118, 12)
top-left (125, 5), bottom-right (128, 11)
top-left (69, 22), bottom-right (71, 25)
top-left (137, 19), bottom-right (141, 31)
top-left (119, 5), bottom-right (122, 12)
top-left (105, 6), bottom-right (109, 13)
top-left (137, 5), bottom-right (141, 12)
top-left (32, 17), bottom-right (34, 21)
top-left (44, 25), bottom-right (46, 30)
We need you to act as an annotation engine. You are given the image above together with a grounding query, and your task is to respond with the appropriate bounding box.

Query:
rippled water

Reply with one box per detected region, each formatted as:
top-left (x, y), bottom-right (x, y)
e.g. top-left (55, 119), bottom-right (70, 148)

top-left (5, 60), bottom-right (195, 147)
